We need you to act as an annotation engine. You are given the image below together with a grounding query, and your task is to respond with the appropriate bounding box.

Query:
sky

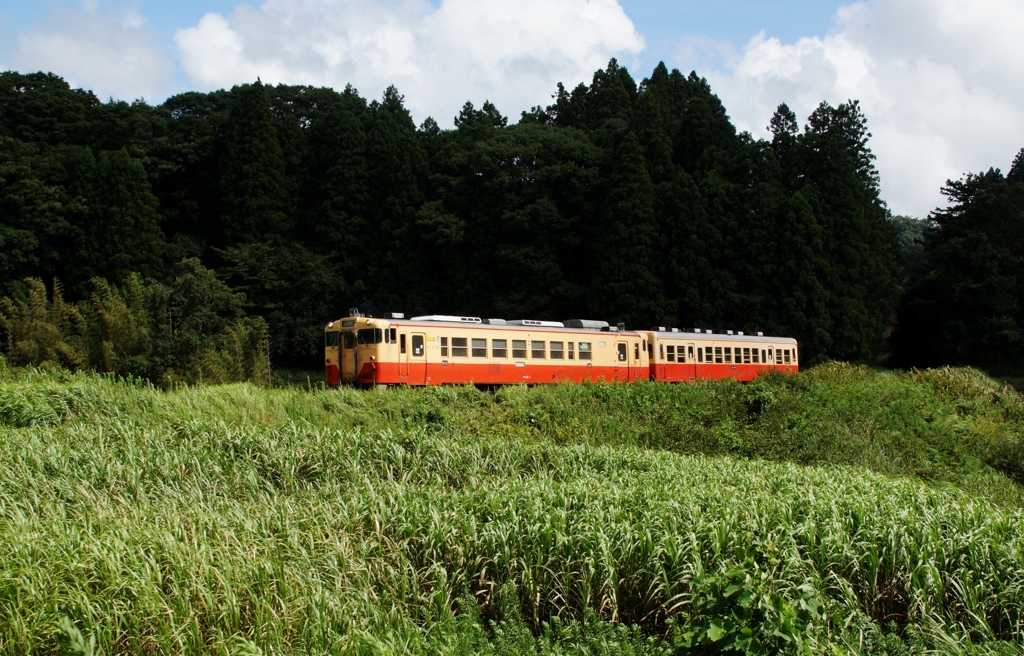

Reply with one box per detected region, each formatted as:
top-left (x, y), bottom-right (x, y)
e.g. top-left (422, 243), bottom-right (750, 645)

top-left (2, 0), bottom-right (1022, 218)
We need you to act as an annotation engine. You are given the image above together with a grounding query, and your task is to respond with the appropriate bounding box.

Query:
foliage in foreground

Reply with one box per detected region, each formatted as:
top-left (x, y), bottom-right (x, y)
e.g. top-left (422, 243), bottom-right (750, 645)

top-left (0, 365), bottom-right (1023, 653)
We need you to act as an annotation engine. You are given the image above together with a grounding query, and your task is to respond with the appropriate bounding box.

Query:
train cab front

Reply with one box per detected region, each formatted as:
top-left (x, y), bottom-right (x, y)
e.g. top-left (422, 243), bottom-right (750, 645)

top-left (324, 314), bottom-right (365, 386)
top-left (325, 311), bottom-right (394, 387)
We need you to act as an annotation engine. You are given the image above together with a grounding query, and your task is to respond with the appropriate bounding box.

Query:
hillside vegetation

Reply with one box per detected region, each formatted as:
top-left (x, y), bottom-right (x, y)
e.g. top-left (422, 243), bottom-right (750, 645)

top-left (1, 362), bottom-right (1023, 653)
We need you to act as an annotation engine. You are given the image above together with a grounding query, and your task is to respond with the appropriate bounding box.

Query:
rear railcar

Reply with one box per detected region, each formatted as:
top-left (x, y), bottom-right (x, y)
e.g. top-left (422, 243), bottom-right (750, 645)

top-left (642, 328), bottom-right (798, 382)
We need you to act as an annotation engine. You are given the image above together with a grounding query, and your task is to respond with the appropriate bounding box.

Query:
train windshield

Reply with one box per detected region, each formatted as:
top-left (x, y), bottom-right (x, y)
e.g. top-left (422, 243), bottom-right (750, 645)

top-left (357, 328), bottom-right (383, 344)
top-left (325, 331), bottom-right (340, 347)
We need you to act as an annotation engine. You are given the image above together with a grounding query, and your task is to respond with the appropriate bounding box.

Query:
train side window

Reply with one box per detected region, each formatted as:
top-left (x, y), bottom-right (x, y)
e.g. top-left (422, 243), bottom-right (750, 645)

top-left (531, 341), bottom-right (546, 359)
top-left (568, 342), bottom-right (575, 360)
top-left (743, 347), bottom-right (751, 364)
top-left (390, 328), bottom-right (397, 343)
top-left (724, 347), bottom-right (732, 364)
top-left (634, 343), bottom-right (640, 360)
top-left (666, 345), bottom-right (675, 362)
top-left (344, 332), bottom-right (356, 349)
top-left (617, 343), bottom-right (627, 362)
top-left (550, 342), bottom-right (564, 359)
top-left (399, 334), bottom-right (406, 354)
top-left (452, 337), bottom-right (468, 357)
top-left (512, 340), bottom-right (527, 359)
top-left (579, 342), bottom-right (592, 360)
top-left (697, 348), bottom-right (704, 363)
top-left (688, 346), bottom-right (694, 361)
top-left (472, 338), bottom-right (487, 357)
top-left (412, 335), bottom-right (424, 357)
top-left (492, 339), bottom-right (507, 358)
top-left (441, 336), bottom-right (448, 357)
top-left (659, 344), bottom-right (664, 359)
top-left (715, 347), bottom-right (723, 364)
top-left (775, 348), bottom-right (782, 363)
top-left (752, 348), bottom-right (760, 364)
top-left (784, 349), bottom-right (791, 364)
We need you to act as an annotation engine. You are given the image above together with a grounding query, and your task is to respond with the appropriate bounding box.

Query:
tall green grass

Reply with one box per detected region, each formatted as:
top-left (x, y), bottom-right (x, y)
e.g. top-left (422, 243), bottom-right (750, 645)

top-left (1, 364), bottom-right (1023, 653)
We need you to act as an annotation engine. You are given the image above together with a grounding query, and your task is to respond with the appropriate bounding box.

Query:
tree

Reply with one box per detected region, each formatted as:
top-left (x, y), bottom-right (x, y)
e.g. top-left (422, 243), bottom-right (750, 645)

top-left (219, 80), bottom-right (291, 244)
top-left (219, 241), bottom-right (344, 363)
top-left (793, 101), bottom-right (899, 362)
top-left (362, 86), bottom-right (428, 310)
top-left (892, 155), bottom-right (1024, 372)
top-left (589, 132), bottom-right (666, 326)
top-left (0, 278), bottom-right (87, 370)
top-left (66, 148), bottom-right (165, 294)
top-left (0, 138), bottom-right (70, 297)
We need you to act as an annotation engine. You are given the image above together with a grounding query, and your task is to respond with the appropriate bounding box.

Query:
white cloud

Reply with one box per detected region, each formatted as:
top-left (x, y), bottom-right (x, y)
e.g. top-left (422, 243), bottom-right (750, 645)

top-left (174, 0), bottom-right (644, 125)
top-left (8, 4), bottom-right (175, 103)
top-left (695, 0), bottom-right (1024, 217)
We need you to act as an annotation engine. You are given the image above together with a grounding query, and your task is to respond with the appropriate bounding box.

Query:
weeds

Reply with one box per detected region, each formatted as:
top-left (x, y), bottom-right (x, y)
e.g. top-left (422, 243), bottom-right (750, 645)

top-left (0, 365), bottom-right (1022, 653)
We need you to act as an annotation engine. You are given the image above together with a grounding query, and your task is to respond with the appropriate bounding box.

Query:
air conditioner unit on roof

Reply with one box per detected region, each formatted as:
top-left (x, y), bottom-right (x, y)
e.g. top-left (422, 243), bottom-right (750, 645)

top-left (562, 319), bottom-right (609, 330)
top-left (507, 319), bottom-right (565, 327)
top-left (411, 315), bottom-right (482, 323)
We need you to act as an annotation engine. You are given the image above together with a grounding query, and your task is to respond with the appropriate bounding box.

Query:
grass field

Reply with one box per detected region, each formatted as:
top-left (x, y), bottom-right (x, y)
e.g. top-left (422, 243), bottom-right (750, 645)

top-left (1, 362), bottom-right (1023, 654)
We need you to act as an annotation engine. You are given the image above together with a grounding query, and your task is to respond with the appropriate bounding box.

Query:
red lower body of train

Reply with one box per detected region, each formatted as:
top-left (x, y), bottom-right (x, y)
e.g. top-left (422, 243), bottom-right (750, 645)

top-left (354, 360), bottom-right (648, 386)
top-left (326, 361), bottom-right (796, 386)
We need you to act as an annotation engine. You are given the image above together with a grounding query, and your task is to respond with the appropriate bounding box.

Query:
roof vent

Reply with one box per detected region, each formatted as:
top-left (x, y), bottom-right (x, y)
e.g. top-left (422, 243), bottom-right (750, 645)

top-left (757, 331), bottom-right (764, 336)
top-left (601, 326), bottom-right (621, 332)
top-left (483, 318), bottom-right (506, 325)
top-left (508, 319), bottom-right (565, 327)
top-left (411, 315), bottom-right (482, 323)
top-left (694, 328), bottom-right (701, 333)
top-left (727, 330), bottom-right (734, 335)
top-left (653, 326), bottom-right (667, 332)
top-left (383, 312), bottom-right (404, 319)
top-left (563, 319), bottom-right (609, 330)
top-left (738, 331), bottom-right (744, 336)
top-left (671, 327), bottom-right (679, 333)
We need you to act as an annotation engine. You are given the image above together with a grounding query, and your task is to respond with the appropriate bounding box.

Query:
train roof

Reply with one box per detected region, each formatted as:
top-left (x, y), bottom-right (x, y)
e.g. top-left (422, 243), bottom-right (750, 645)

top-left (329, 316), bottom-right (645, 337)
top-left (327, 316), bottom-right (796, 344)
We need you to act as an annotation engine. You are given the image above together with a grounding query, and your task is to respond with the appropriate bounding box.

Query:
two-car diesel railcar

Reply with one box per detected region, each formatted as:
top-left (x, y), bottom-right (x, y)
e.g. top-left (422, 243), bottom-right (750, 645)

top-left (324, 311), bottom-right (796, 388)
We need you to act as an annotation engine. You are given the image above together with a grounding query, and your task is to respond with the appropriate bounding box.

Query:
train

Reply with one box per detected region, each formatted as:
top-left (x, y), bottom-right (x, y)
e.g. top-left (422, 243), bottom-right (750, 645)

top-left (324, 309), bottom-right (798, 388)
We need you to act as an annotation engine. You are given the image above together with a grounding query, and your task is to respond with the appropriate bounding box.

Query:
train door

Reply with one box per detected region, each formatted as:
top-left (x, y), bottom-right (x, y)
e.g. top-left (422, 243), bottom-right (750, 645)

top-left (341, 331), bottom-right (357, 382)
top-left (398, 334), bottom-right (410, 378)
top-left (615, 341), bottom-right (629, 381)
top-left (410, 333), bottom-right (427, 385)
top-left (685, 342), bottom-right (696, 382)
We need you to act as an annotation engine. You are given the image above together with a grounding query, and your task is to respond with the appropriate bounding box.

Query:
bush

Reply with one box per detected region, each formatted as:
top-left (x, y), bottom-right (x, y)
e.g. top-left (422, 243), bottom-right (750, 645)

top-left (0, 263), bottom-right (270, 386)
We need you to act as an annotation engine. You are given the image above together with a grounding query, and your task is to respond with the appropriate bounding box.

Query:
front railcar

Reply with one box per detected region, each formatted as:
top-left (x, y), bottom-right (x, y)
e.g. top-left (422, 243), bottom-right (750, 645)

top-left (324, 314), bottom-right (401, 387)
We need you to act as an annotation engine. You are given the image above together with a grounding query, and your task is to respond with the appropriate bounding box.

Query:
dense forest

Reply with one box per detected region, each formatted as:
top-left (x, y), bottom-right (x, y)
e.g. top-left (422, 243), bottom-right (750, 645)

top-left (0, 62), bottom-right (1021, 380)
